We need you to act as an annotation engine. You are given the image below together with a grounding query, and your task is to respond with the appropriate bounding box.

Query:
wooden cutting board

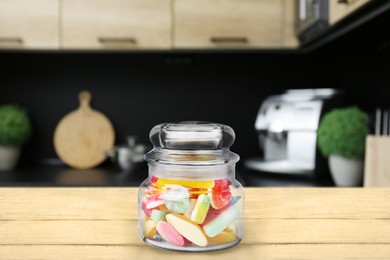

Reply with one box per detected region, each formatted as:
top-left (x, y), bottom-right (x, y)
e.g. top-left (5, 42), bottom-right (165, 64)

top-left (54, 91), bottom-right (115, 169)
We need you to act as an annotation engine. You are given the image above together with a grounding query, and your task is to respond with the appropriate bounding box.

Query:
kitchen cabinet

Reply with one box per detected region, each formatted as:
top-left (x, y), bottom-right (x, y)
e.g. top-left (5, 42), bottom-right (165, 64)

top-left (0, 0), bottom-right (297, 50)
top-left (282, 0), bottom-right (299, 48)
top-left (0, 0), bottom-right (59, 49)
top-left (62, 0), bottom-right (171, 49)
top-left (329, 0), bottom-right (372, 25)
top-left (174, 0), bottom-right (297, 49)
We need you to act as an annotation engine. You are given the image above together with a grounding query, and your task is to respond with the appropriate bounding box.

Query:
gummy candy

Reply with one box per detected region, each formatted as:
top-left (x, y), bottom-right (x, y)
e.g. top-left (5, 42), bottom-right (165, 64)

top-left (144, 220), bottom-right (156, 238)
top-left (156, 178), bottom-right (215, 189)
top-left (142, 177), bottom-right (240, 249)
top-left (190, 194), bottom-right (211, 224)
top-left (151, 210), bottom-right (168, 223)
top-left (203, 207), bottom-right (240, 238)
top-left (156, 221), bottom-right (185, 247)
top-left (166, 213), bottom-right (208, 247)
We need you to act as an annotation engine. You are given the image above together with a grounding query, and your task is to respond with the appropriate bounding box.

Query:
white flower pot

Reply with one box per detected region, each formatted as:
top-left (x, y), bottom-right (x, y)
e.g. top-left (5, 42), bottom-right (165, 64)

top-left (0, 145), bottom-right (21, 171)
top-left (328, 155), bottom-right (364, 187)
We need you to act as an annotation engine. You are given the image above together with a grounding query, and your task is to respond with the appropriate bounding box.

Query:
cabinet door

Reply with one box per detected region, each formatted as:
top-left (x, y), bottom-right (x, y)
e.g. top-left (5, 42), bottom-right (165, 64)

top-left (0, 0), bottom-right (59, 49)
top-left (62, 0), bottom-right (171, 49)
top-left (329, 0), bottom-right (371, 25)
top-left (174, 0), bottom-right (283, 49)
top-left (283, 0), bottom-right (299, 48)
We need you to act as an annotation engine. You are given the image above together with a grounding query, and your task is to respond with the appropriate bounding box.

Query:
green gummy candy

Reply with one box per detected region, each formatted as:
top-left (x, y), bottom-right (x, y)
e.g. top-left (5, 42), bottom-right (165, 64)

top-left (203, 207), bottom-right (240, 238)
top-left (165, 198), bottom-right (190, 213)
top-left (151, 210), bottom-right (168, 223)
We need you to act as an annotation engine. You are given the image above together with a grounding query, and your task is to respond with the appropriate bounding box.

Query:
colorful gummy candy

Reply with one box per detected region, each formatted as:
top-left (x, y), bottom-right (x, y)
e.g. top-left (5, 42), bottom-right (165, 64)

top-left (210, 179), bottom-right (232, 209)
top-left (166, 213), bottom-right (208, 247)
top-left (156, 178), bottom-right (215, 189)
top-left (144, 194), bottom-right (165, 209)
top-left (144, 219), bottom-right (156, 238)
top-left (184, 199), bottom-right (197, 218)
top-left (190, 194), bottom-right (211, 224)
top-left (203, 207), bottom-right (240, 237)
top-left (156, 221), bottom-right (185, 247)
top-left (163, 185), bottom-right (191, 213)
top-left (200, 204), bottom-right (231, 227)
top-left (151, 210), bottom-right (168, 223)
top-left (207, 227), bottom-right (238, 244)
top-left (142, 177), bottom-right (240, 247)
top-left (165, 198), bottom-right (190, 213)
top-left (141, 201), bottom-right (153, 217)
top-left (229, 196), bottom-right (241, 206)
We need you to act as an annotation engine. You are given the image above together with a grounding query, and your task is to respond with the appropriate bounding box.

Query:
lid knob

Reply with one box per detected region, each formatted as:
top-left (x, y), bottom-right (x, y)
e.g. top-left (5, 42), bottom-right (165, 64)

top-left (149, 121), bottom-right (235, 150)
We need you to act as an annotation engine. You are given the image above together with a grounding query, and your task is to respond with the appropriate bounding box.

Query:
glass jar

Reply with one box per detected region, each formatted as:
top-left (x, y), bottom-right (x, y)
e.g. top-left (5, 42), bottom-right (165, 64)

top-left (138, 121), bottom-right (244, 252)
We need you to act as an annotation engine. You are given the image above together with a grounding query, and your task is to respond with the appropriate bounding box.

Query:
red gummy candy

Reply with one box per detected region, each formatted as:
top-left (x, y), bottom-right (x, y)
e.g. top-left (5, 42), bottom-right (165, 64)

top-left (141, 201), bottom-right (152, 217)
top-left (210, 179), bottom-right (232, 209)
top-left (211, 189), bottom-right (232, 209)
top-left (183, 237), bottom-right (192, 245)
top-left (214, 179), bottom-right (231, 189)
top-left (142, 194), bottom-right (163, 216)
top-left (151, 176), bottom-right (158, 184)
top-left (201, 204), bottom-right (231, 227)
top-left (145, 194), bottom-right (161, 203)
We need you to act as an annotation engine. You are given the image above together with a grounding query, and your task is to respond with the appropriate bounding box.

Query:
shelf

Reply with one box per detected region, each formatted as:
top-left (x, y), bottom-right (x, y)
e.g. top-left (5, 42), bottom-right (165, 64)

top-left (0, 163), bottom-right (334, 187)
top-left (0, 164), bottom-right (148, 187)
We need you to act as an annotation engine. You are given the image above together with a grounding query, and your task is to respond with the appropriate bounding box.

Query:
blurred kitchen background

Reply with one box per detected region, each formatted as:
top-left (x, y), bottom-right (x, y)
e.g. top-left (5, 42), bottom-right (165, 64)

top-left (0, 0), bottom-right (390, 187)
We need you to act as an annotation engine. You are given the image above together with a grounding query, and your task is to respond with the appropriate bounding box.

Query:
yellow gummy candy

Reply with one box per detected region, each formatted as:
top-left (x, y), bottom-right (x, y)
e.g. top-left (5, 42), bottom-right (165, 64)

top-left (156, 178), bottom-right (215, 189)
top-left (191, 194), bottom-right (211, 224)
top-left (207, 228), bottom-right (238, 244)
top-left (144, 220), bottom-right (156, 238)
top-left (166, 213), bottom-right (208, 247)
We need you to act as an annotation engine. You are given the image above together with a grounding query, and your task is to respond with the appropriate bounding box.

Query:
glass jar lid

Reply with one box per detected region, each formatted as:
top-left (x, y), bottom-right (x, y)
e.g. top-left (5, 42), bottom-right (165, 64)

top-left (144, 121), bottom-right (239, 166)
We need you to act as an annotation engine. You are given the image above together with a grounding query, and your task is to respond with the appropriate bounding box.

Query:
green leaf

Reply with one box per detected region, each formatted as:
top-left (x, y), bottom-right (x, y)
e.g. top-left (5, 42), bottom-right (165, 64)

top-left (0, 104), bottom-right (32, 145)
top-left (317, 106), bottom-right (368, 158)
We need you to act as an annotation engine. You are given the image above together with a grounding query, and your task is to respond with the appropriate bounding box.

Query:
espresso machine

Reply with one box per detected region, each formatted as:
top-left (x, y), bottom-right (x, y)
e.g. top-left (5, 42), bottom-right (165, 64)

top-left (245, 89), bottom-right (342, 176)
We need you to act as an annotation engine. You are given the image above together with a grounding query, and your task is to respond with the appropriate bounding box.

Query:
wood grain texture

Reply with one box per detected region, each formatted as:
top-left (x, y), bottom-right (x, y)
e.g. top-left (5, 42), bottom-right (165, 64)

top-left (62, 0), bottom-right (172, 49)
top-left (0, 188), bottom-right (390, 259)
top-left (174, 0), bottom-right (283, 48)
top-left (1, 219), bottom-right (390, 245)
top-left (1, 188), bottom-right (390, 220)
top-left (364, 135), bottom-right (390, 187)
top-left (53, 91), bottom-right (115, 169)
top-left (282, 0), bottom-right (299, 48)
top-left (0, 0), bottom-right (59, 49)
top-left (1, 245), bottom-right (390, 260)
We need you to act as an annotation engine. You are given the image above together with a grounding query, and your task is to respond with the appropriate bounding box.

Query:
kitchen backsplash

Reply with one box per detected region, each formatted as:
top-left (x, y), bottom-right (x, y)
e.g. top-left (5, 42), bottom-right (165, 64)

top-left (0, 51), bottom-right (388, 166)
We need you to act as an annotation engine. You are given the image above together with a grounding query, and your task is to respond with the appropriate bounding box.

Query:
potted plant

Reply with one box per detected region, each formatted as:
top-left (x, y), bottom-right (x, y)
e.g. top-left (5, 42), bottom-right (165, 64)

top-left (0, 104), bottom-right (32, 171)
top-left (317, 106), bottom-right (368, 186)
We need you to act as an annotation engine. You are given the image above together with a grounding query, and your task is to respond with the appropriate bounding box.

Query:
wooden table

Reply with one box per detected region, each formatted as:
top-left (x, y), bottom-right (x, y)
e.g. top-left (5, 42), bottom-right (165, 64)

top-left (1, 188), bottom-right (390, 259)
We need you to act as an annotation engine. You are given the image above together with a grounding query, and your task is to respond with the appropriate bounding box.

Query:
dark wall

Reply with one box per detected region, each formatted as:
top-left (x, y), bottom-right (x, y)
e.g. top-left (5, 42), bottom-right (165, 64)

top-left (0, 51), bottom-right (341, 165)
top-left (312, 5), bottom-right (390, 114)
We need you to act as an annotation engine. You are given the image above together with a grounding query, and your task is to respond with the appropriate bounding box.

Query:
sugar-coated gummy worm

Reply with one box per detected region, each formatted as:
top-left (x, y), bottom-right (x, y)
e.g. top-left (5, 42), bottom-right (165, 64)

top-left (165, 197), bottom-right (190, 213)
top-left (151, 210), bottom-right (168, 223)
top-left (156, 178), bottom-right (215, 189)
top-left (203, 207), bottom-right (240, 238)
top-left (184, 199), bottom-right (197, 218)
top-left (144, 220), bottom-right (156, 238)
top-left (156, 221), bottom-right (185, 247)
top-left (166, 213), bottom-right (208, 247)
top-left (190, 194), bottom-right (211, 224)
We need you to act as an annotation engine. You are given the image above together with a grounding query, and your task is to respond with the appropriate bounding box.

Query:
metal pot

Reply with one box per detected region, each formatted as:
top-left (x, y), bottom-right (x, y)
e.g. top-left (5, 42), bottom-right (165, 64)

top-left (106, 136), bottom-right (148, 172)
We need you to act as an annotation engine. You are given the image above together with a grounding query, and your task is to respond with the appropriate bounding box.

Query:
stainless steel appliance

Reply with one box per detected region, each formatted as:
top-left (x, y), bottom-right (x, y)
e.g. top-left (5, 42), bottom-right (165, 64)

top-left (296, 0), bottom-right (329, 44)
top-left (105, 136), bottom-right (148, 172)
top-left (245, 89), bottom-right (340, 175)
